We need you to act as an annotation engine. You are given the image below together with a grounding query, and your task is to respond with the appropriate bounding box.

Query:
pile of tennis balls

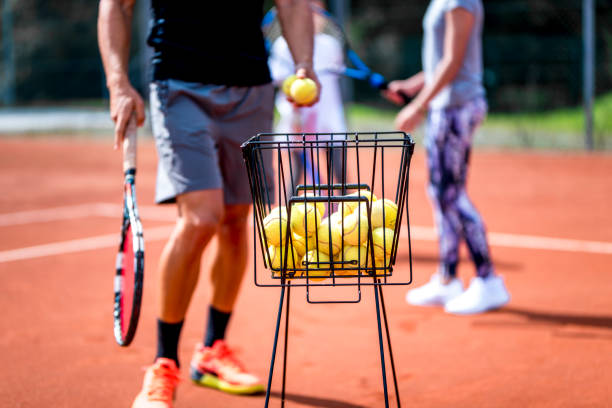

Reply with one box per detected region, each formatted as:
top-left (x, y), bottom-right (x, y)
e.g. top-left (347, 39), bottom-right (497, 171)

top-left (263, 190), bottom-right (398, 281)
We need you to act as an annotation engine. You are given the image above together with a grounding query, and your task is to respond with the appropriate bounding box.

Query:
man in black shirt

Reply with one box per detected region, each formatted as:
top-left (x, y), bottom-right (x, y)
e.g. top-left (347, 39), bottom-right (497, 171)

top-left (98, 1), bottom-right (319, 406)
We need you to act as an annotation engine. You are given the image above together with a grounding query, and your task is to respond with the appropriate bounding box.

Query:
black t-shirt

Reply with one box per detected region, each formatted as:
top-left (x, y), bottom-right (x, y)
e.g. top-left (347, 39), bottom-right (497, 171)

top-left (148, 0), bottom-right (272, 86)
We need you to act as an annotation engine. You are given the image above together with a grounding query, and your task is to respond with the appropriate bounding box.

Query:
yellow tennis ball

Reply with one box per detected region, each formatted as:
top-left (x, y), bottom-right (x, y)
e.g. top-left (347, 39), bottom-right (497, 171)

top-left (301, 250), bottom-right (330, 281)
top-left (268, 245), bottom-right (300, 276)
top-left (299, 191), bottom-right (326, 218)
top-left (340, 190), bottom-right (378, 215)
top-left (290, 78), bottom-right (318, 105)
top-left (372, 227), bottom-right (395, 260)
top-left (367, 255), bottom-right (390, 276)
top-left (371, 199), bottom-right (398, 229)
top-left (263, 206), bottom-right (288, 246)
top-left (291, 232), bottom-right (315, 257)
top-left (282, 74), bottom-right (297, 96)
top-left (342, 210), bottom-right (369, 246)
top-left (337, 245), bottom-right (369, 275)
top-left (316, 217), bottom-right (343, 256)
top-left (290, 201), bottom-right (322, 237)
top-left (329, 211), bottom-right (343, 226)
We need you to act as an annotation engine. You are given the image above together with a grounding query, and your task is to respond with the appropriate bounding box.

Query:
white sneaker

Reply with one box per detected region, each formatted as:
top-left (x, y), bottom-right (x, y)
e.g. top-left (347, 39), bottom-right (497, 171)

top-left (444, 275), bottom-right (510, 315)
top-left (405, 273), bottom-right (464, 307)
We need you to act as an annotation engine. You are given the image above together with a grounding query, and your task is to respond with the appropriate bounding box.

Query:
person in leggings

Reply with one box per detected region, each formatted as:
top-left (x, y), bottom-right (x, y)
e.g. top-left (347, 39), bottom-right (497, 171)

top-left (384, 0), bottom-right (510, 314)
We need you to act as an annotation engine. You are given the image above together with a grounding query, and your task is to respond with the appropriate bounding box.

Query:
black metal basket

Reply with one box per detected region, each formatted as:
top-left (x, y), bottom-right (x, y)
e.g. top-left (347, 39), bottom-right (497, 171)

top-left (242, 132), bottom-right (415, 293)
top-left (241, 131), bottom-right (415, 408)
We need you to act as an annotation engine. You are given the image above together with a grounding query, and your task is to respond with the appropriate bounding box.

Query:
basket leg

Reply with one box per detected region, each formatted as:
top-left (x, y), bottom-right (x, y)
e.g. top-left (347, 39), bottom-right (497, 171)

top-left (280, 282), bottom-right (291, 407)
top-left (264, 285), bottom-right (286, 408)
top-left (379, 284), bottom-right (401, 407)
top-left (374, 283), bottom-right (390, 408)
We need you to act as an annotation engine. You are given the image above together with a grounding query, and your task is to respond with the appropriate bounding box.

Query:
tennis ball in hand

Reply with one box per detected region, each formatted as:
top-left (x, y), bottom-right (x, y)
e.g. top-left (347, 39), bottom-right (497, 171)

top-left (268, 244), bottom-right (300, 275)
top-left (290, 201), bottom-right (322, 237)
top-left (342, 209), bottom-right (369, 246)
top-left (290, 78), bottom-right (318, 105)
top-left (291, 232), bottom-right (315, 257)
top-left (263, 206), bottom-right (288, 246)
top-left (370, 199), bottom-right (398, 229)
top-left (317, 217), bottom-right (343, 256)
top-left (282, 74), bottom-right (297, 96)
top-left (371, 227), bottom-right (395, 260)
top-left (301, 250), bottom-right (331, 281)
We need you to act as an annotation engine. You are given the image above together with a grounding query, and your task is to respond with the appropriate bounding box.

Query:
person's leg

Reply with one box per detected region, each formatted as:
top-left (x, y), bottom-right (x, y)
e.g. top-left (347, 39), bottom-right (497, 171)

top-left (406, 109), bottom-right (464, 306)
top-left (456, 190), bottom-right (494, 278)
top-left (442, 98), bottom-right (510, 314)
top-left (328, 145), bottom-right (346, 186)
top-left (203, 203), bottom-right (250, 347)
top-left (155, 189), bottom-right (224, 363)
top-left (190, 83), bottom-right (272, 395)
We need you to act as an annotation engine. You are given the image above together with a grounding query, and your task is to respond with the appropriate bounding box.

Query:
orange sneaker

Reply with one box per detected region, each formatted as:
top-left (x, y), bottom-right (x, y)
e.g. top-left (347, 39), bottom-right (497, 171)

top-left (132, 358), bottom-right (180, 408)
top-left (190, 340), bottom-right (265, 395)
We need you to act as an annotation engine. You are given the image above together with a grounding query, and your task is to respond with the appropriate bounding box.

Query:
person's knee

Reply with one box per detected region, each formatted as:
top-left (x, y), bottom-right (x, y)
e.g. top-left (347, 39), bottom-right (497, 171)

top-left (178, 210), bottom-right (222, 243)
top-left (428, 182), bottom-right (459, 212)
top-left (175, 190), bottom-right (224, 241)
top-left (218, 205), bottom-right (250, 244)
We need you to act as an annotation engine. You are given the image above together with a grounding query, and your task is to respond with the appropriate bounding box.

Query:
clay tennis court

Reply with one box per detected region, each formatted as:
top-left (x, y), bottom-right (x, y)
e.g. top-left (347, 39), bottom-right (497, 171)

top-left (1, 137), bottom-right (611, 407)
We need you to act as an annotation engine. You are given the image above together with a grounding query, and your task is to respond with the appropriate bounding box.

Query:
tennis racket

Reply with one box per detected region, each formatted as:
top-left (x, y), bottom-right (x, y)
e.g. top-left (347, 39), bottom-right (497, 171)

top-left (113, 116), bottom-right (144, 347)
top-left (262, 4), bottom-right (411, 103)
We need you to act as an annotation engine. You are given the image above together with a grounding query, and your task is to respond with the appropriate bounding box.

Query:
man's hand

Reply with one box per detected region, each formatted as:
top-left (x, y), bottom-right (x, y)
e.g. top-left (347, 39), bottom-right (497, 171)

top-left (394, 102), bottom-right (426, 133)
top-left (109, 80), bottom-right (145, 149)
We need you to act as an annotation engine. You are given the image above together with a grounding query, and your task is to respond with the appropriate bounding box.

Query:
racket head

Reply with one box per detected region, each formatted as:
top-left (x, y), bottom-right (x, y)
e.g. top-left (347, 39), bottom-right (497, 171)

top-left (262, 4), bottom-right (390, 90)
top-left (113, 170), bottom-right (144, 347)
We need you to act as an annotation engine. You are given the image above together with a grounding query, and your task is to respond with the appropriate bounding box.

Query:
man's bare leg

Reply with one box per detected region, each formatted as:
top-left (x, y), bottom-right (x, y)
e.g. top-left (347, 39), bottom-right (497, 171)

top-left (200, 204), bottom-right (250, 349)
top-left (191, 203), bottom-right (264, 395)
top-left (155, 189), bottom-right (224, 364)
top-left (210, 204), bottom-right (251, 312)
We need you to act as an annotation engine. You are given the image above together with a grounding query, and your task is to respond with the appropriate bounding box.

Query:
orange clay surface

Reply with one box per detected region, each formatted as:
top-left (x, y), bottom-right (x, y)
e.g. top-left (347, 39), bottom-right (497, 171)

top-left (0, 137), bottom-right (611, 407)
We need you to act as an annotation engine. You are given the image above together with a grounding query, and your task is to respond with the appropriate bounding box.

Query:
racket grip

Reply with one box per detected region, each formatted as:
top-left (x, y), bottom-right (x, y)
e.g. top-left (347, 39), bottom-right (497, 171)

top-left (122, 116), bottom-right (138, 172)
top-left (380, 81), bottom-right (413, 105)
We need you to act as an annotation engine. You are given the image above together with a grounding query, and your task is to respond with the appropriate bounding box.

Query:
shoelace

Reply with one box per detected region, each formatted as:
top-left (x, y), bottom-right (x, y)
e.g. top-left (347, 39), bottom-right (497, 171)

top-left (146, 365), bottom-right (180, 401)
top-left (215, 344), bottom-right (246, 373)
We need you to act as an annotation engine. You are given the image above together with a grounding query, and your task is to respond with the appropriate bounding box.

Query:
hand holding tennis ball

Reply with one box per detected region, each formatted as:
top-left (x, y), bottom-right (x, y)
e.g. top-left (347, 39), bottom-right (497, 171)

top-left (288, 67), bottom-right (320, 106)
top-left (290, 78), bottom-right (318, 105)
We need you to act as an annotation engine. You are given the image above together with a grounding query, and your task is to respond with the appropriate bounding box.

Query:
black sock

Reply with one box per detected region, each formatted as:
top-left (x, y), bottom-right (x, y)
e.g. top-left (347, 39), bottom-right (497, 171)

top-left (204, 306), bottom-right (231, 347)
top-left (156, 319), bottom-right (184, 367)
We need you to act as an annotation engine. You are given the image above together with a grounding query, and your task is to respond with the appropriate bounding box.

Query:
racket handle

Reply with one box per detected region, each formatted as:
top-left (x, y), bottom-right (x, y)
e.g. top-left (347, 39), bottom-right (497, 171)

top-left (122, 116), bottom-right (137, 173)
top-left (380, 81), bottom-right (413, 105)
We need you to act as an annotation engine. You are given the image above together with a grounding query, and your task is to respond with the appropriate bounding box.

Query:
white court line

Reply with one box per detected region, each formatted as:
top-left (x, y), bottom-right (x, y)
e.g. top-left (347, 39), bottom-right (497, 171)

top-left (0, 225), bottom-right (174, 264)
top-left (0, 204), bottom-right (611, 264)
top-left (0, 203), bottom-right (175, 226)
top-left (403, 226), bottom-right (612, 255)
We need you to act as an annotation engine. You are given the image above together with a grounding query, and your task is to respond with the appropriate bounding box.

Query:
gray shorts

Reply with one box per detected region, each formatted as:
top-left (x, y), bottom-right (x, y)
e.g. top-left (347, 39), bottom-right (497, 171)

top-left (149, 79), bottom-right (274, 205)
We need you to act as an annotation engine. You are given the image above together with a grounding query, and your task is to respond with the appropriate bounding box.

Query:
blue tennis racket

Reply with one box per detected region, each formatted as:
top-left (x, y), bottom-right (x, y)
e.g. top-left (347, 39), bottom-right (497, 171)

top-left (262, 4), bottom-right (411, 103)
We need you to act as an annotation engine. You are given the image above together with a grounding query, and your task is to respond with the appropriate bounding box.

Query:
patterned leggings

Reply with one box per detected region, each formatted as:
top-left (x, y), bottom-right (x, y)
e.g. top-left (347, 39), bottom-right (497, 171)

top-left (425, 97), bottom-right (493, 279)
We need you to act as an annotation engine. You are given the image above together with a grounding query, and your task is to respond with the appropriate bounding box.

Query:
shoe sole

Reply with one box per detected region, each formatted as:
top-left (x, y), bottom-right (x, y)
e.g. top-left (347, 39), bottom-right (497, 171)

top-left (444, 296), bottom-right (510, 315)
top-left (190, 367), bottom-right (265, 395)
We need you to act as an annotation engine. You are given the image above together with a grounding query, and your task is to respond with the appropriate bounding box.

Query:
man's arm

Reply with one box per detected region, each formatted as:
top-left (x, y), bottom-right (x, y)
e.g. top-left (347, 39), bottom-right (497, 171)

top-left (98, 0), bottom-right (145, 149)
top-left (274, 0), bottom-right (320, 106)
top-left (393, 8), bottom-right (475, 132)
